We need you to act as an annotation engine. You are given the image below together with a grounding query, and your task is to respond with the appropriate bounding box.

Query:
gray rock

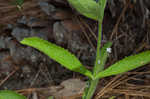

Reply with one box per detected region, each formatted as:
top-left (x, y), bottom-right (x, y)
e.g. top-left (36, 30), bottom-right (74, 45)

top-left (0, 36), bottom-right (12, 49)
top-left (17, 16), bottom-right (27, 25)
top-left (0, 36), bottom-right (6, 49)
top-left (30, 28), bottom-right (49, 40)
top-left (53, 22), bottom-right (68, 45)
top-left (11, 27), bottom-right (30, 41)
top-left (38, 1), bottom-right (56, 15)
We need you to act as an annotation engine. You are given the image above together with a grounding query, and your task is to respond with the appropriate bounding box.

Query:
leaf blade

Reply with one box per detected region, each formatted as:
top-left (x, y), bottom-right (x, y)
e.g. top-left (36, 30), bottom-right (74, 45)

top-left (0, 90), bottom-right (26, 99)
top-left (20, 37), bottom-right (93, 78)
top-left (95, 51), bottom-right (150, 79)
top-left (68, 0), bottom-right (100, 20)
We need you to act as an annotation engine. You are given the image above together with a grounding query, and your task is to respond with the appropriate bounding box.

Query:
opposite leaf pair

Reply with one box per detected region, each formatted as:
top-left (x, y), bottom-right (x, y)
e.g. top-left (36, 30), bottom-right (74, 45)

top-left (21, 37), bottom-right (150, 80)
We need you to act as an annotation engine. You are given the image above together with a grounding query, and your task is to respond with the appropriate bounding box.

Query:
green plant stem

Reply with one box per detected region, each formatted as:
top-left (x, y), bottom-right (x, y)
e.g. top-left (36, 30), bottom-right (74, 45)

top-left (82, 1), bottom-right (108, 98)
top-left (93, 21), bottom-right (103, 75)
top-left (84, 79), bottom-right (99, 99)
top-left (84, 20), bottom-right (103, 99)
top-left (83, 1), bottom-right (108, 98)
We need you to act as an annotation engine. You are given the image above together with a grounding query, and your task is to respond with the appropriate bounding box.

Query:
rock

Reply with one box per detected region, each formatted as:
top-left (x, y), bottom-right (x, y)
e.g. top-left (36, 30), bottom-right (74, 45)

top-left (38, 1), bottom-right (56, 15)
top-left (0, 36), bottom-right (51, 64)
top-left (0, 36), bottom-right (6, 49)
top-left (17, 16), bottom-right (49, 28)
top-left (17, 16), bottom-right (27, 25)
top-left (55, 79), bottom-right (86, 98)
top-left (9, 44), bottom-right (45, 64)
top-left (26, 17), bottom-right (49, 28)
top-left (30, 29), bottom-right (46, 40)
top-left (53, 21), bottom-right (69, 45)
top-left (0, 36), bottom-right (13, 49)
top-left (11, 27), bottom-right (30, 41)
top-left (12, 17), bottom-right (51, 42)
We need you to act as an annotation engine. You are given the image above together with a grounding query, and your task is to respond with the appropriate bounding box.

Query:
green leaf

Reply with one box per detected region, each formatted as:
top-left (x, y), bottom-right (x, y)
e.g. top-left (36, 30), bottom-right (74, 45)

top-left (68, 0), bottom-right (100, 20)
top-left (0, 90), bottom-right (26, 99)
top-left (20, 37), bottom-right (93, 79)
top-left (95, 51), bottom-right (150, 79)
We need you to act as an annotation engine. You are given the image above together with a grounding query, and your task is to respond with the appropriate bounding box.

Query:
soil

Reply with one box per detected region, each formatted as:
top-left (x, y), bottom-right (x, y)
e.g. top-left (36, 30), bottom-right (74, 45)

top-left (0, 0), bottom-right (150, 99)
